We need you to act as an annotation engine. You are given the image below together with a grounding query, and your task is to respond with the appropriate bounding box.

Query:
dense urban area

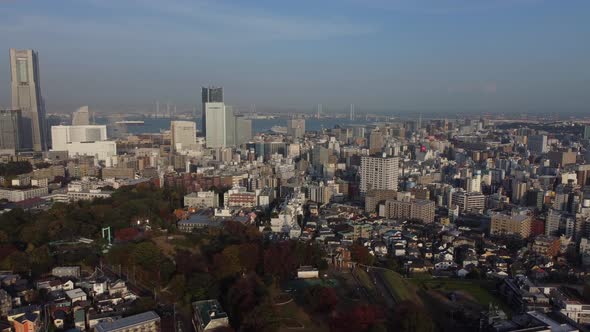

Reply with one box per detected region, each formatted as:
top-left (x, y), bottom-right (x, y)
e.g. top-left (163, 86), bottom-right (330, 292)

top-left (2, 49), bottom-right (590, 332)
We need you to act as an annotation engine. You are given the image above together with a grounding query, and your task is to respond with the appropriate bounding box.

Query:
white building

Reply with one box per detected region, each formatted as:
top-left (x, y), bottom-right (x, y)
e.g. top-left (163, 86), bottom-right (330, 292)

top-left (360, 155), bottom-right (399, 193)
top-left (65, 141), bottom-right (117, 161)
top-left (51, 125), bottom-right (108, 151)
top-left (171, 121), bottom-right (197, 152)
top-left (205, 102), bottom-right (230, 148)
top-left (0, 187), bottom-right (48, 202)
top-left (184, 191), bottom-right (219, 208)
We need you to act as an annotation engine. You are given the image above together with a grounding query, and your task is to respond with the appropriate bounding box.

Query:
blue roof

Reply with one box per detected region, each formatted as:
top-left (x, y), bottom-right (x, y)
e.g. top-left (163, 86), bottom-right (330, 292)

top-left (95, 311), bottom-right (159, 332)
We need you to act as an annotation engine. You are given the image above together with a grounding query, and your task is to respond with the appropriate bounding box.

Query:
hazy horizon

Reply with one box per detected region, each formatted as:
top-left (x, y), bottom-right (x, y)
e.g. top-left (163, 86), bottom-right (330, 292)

top-left (1, 0), bottom-right (589, 114)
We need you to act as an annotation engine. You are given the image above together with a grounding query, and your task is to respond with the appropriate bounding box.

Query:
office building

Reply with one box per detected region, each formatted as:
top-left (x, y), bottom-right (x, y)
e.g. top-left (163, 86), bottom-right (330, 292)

top-left (360, 155), bottom-right (399, 193)
top-left (201, 86), bottom-right (223, 136)
top-left (452, 190), bottom-right (485, 212)
top-left (51, 125), bottom-right (108, 151)
top-left (10, 48), bottom-right (47, 152)
top-left (205, 103), bottom-right (240, 148)
top-left (95, 311), bottom-right (160, 332)
top-left (527, 135), bottom-right (548, 155)
top-left (0, 109), bottom-right (22, 152)
top-left (235, 116), bottom-right (252, 146)
top-left (585, 126), bottom-right (590, 140)
top-left (490, 213), bottom-right (532, 238)
top-left (205, 103), bottom-right (227, 148)
top-left (287, 119), bottom-right (305, 139)
top-left (171, 121), bottom-right (197, 152)
top-left (225, 106), bottom-right (236, 146)
top-left (72, 106), bottom-right (90, 125)
top-left (369, 129), bottom-right (384, 155)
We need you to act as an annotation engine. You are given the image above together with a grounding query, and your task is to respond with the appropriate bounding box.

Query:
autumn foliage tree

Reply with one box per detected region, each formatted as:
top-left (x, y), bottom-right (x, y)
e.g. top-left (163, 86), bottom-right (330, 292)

top-left (350, 243), bottom-right (374, 266)
top-left (263, 241), bottom-right (298, 280)
top-left (330, 305), bottom-right (382, 332)
top-left (304, 286), bottom-right (339, 313)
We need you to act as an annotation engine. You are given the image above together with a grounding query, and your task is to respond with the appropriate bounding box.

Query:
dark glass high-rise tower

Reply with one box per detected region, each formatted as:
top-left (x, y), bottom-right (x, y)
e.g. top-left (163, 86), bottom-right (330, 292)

top-left (201, 86), bottom-right (223, 136)
top-left (10, 48), bottom-right (47, 152)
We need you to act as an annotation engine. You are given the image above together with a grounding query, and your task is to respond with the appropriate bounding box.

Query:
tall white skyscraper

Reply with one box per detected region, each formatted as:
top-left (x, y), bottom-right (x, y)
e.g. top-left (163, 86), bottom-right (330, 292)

top-left (360, 155), bottom-right (399, 193)
top-left (201, 86), bottom-right (223, 136)
top-left (72, 106), bottom-right (90, 126)
top-left (171, 121), bottom-right (197, 152)
top-left (205, 103), bottom-right (226, 148)
top-left (10, 48), bottom-right (47, 152)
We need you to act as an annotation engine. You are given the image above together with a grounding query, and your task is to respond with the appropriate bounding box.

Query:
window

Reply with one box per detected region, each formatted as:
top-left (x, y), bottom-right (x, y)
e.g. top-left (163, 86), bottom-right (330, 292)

top-left (16, 58), bottom-right (28, 83)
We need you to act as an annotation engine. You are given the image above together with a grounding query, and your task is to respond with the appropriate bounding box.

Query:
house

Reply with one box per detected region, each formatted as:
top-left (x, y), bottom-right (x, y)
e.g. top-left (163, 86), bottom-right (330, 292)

top-left (65, 288), bottom-right (87, 303)
top-left (0, 290), bottom-right (12, 317)
top-left (434, 261), bottom-right (458, 270)
top-left (74, 309), bottom-right (86, 331)
top-left (12, 312), bottom-right (39, 332)
top-left (108, 280), bottom-right (127, 296)
top-left (52, 311), bottom-right (67, 329)
top-left (192, 300), bottom-right (229, 332)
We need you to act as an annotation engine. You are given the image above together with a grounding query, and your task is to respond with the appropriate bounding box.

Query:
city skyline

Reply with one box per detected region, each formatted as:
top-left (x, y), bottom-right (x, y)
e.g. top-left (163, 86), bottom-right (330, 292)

top-left (0, 0), bottom-right (588, 113)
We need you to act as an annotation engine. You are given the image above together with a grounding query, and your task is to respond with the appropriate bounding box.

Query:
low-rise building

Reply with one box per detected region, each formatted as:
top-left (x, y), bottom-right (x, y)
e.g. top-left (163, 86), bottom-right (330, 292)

top-left (192, 300), bottom-right (229, 332)
top-left (95, 311), bottom-right (160, 332)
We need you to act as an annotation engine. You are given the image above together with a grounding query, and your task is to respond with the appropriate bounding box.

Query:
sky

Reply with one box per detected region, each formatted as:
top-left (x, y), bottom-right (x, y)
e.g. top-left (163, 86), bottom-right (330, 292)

top-left (0, 0), bottom-right (589, 114)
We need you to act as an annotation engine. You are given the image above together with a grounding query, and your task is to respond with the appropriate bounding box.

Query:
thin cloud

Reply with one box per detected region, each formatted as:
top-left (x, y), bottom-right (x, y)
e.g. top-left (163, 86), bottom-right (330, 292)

top-left (81, 0), bottom-right (377, 41)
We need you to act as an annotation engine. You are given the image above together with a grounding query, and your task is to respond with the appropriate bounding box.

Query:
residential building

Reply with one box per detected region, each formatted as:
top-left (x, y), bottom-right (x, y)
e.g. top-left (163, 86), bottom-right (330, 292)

top-left (380, 198), bottom-right (435, 223)
top-left (360, 155), bottom-right (399, 193)
top-left (95, 311), bottom-right (160, 332)
top-left (490, 213), bottom-right (532, 238)
top-left (10, 48), bottom-right (47, 152)
top-left (531, 235), bottom-right (560, 258)
top-left (365, 189), bottom-right (397, 213)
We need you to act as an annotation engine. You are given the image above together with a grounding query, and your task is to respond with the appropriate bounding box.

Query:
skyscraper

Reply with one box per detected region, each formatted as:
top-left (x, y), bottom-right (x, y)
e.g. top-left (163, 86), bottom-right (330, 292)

top-left (171, 121), bottom-right (197, 152)
top-left (528, 135), bottom-right (548, 155)
top-left (360, 155), bottom-right (399, 193)
top-left (205, 102), bottom-right (229, 148)
top-left (72, 106), bottom-right (90, 126)
top-left (235, 116), bottom-right (252, 146)
top-left (287, 119), bottom-right (305, 139)
top-left (201, 86), bottom-right (223, 136)
top-left (10, 48), bottom-right (47, 152)
top-left (0, 109), bottom-right (22, 152)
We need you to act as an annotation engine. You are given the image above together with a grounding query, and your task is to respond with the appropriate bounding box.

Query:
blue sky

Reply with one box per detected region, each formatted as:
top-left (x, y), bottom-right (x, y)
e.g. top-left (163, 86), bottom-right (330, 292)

top-left (0, 0), bottom-right (589, 114)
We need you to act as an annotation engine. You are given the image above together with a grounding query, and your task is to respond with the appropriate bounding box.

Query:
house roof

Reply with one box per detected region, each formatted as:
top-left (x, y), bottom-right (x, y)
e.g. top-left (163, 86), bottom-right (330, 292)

top-left (95, 311), bottom-right (159, 332)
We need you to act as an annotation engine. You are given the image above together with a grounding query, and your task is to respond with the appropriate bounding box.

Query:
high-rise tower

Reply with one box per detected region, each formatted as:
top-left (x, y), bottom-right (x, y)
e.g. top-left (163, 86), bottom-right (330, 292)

top-left (10, 48), bottom-right (47, 151)
top-left (201, 86), bottom-right (223, 136)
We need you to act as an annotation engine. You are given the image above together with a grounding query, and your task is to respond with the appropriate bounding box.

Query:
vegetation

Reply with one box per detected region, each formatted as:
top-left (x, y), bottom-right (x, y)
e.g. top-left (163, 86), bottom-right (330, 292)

top-left (0, 161), bottom-right (33, 177)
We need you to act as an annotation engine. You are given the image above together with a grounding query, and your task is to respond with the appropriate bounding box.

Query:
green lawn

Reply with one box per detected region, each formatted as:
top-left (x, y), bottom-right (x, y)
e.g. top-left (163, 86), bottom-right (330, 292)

top-left (354, 268), bottom-right (375, 291)
top-left (381, 270), bottom-right (421, 303)
top-left (411, 278), bottom-right (511, 314)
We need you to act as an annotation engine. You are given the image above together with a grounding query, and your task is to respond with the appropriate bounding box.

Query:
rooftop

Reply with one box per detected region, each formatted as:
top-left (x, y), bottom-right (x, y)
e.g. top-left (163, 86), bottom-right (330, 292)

top-left (95, 311), bottom-right (160, 332)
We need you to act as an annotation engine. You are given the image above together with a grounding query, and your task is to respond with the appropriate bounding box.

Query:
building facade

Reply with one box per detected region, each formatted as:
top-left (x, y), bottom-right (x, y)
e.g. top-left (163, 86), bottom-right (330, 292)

top-left (10, 49), bottom-right (47, 152)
